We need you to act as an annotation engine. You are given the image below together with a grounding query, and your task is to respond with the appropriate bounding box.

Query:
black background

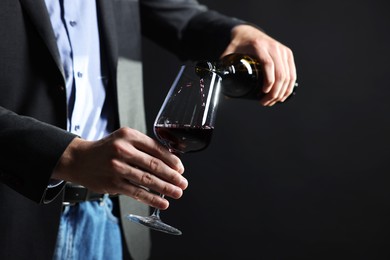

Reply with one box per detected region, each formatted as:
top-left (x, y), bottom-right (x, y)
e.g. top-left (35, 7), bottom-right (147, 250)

top-left (142, 1), bottom-right (390, 259)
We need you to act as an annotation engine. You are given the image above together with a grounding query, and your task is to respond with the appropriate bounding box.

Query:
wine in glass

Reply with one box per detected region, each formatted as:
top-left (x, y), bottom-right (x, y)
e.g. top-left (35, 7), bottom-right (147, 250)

top-left (126, 62), bottom-right (222, 235)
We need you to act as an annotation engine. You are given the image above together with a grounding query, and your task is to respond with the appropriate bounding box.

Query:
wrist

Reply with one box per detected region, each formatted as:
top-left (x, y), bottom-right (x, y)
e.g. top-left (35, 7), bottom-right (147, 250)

top-left (52, 137), bottom-right (83, 182)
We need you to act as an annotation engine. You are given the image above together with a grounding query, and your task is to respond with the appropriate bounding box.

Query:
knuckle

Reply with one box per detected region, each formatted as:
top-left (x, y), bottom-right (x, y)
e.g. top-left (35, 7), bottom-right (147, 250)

top-left (149, 157), bottom-right (161, 172)
top-left (110, 158), bottom-right (123, 172)
top-left (291, 73), bottom-right (297, 83)
top-left (119, 127), bottom-right (141, 140)
top-left (132, 187), bottom-right (146, 201)
top-left (247, 38), bottom-right (260, 49)
top-left (161, 184), bottom-right (181, 199)
top-left (115, 127), bottom-right (129, 138)
top-left (275, 71), bottom-right (287, 82)
top-left (162, 183), bottom-right (175, 195)
top-left (286, 47), bottom-right (294, 58)
top-left (148, 195), bottom-right (159, 207)
top-left (111, 139), bottom-right (129, 157)
top-left (168, 172), bottom-right (182, 185)
top-left (154, 141), bottom-right (167, 155)
top-left (267, 41), bottom-right (281, 52)
top-left (284, 74), bottom-right (291, 83)
top-left (262, 56), bottom-right (274, 66)
top-left (264, 77), bottom-right (275, 88)
top-left (159, 185), bottom-right (171, 196)
top-left (140, 172), bottom-right (154, 186)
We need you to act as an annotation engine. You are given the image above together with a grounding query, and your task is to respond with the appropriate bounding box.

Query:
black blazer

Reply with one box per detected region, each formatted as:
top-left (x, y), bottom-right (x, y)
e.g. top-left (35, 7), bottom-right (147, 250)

top-left (0, 0), bottom-right (242, 259)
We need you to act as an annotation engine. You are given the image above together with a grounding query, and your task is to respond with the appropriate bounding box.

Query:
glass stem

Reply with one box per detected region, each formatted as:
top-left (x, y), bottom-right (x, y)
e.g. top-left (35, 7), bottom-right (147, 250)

top-left (151, 193), bottom-right (165, 219)
top-left (150, 150), bottom-right (180, 220)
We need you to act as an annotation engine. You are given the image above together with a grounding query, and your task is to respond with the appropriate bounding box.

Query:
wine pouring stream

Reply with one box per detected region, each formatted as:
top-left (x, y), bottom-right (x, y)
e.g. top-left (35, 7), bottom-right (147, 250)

top-left (126, 53), bottom-right (298, 235)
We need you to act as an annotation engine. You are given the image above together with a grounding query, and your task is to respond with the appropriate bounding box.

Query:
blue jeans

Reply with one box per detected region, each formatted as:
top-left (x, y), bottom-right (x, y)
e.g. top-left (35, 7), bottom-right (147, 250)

top-left (53, 195), bottom-right (122, 260)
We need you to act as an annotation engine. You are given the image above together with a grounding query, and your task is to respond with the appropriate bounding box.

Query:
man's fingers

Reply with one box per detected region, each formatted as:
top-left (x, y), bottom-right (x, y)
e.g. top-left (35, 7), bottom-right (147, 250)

top-left (118, 180), bottom-right (171, 210)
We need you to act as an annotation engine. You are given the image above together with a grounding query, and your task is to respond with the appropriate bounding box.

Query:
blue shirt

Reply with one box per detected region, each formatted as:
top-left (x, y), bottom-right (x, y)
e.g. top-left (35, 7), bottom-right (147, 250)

top-left (44, 0), bottom-right (111, 141)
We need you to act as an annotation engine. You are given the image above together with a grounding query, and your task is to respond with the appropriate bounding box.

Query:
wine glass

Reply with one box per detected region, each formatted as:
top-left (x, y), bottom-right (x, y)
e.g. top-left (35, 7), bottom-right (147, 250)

top-left (126, 62), bottom-right (222, 235)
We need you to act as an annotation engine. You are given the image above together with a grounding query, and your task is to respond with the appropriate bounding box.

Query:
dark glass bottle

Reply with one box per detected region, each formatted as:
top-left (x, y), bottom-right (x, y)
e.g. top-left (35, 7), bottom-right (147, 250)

top-left (195, 53), bottom-right (297, 100)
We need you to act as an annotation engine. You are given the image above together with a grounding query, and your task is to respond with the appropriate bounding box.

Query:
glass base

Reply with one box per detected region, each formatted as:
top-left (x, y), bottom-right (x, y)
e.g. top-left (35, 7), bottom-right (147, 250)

top-left (126, 214), bottom-right (182, 235)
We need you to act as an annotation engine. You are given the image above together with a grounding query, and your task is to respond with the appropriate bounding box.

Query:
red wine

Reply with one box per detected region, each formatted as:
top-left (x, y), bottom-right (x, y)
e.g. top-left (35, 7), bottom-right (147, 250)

top-left (154, 124), bottom-right (214, 153)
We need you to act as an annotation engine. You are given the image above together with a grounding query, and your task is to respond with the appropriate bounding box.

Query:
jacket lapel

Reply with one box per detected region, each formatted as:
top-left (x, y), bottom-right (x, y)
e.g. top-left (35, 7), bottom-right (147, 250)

top-left (19, 0), bottom-right (65, 78)
top-left (96, 0), bottom-right (118, 81)
top-left (19, 0), bottom-right (118, 81)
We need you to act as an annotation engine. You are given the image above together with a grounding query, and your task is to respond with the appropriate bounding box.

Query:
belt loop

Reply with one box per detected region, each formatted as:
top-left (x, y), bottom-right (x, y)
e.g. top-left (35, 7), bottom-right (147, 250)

top-left (85, 186), bottom-right (92, 201)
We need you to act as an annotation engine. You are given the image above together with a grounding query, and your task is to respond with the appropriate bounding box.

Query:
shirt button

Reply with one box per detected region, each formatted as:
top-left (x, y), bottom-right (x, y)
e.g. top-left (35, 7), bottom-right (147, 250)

top-left (74, 125), bottom-right (80, 131)
top-left (77, 72), bottom-right (83, 78)
top-left (69, 21), bottom-right (77, 27)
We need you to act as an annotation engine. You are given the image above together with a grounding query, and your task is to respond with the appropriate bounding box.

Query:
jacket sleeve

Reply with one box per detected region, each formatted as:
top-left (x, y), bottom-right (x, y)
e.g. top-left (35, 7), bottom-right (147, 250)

top-left (0, 106), bottom-right (77, 204)
top-left (140, 0), bottom-right (246, 61)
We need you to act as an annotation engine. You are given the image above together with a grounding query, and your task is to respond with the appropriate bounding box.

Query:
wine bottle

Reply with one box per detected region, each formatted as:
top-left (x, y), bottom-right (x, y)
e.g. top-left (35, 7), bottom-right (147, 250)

top-left (195, 53), bottom-right (297, 100)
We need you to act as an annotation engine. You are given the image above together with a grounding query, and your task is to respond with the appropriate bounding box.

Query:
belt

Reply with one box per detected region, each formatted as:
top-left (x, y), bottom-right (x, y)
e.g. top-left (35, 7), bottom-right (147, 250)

top-left (63, 184), bottom-right (106, 206)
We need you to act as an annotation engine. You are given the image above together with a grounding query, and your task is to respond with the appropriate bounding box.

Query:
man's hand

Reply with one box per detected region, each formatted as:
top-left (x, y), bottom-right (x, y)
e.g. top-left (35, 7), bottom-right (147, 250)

top-left (52, 127), bottom-right (187, 210)
top-left (222, 24), bottom-right (297, 106)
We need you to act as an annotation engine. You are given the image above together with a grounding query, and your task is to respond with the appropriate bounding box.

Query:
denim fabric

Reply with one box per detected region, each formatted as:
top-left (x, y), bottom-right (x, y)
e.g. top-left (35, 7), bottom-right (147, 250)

top-left (53, 195), bottom-right (122, 260)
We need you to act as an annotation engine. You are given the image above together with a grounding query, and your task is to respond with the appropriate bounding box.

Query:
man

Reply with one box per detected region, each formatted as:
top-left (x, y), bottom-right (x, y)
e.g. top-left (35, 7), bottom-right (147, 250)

top-left (0, 0), bottom-right (296, 259)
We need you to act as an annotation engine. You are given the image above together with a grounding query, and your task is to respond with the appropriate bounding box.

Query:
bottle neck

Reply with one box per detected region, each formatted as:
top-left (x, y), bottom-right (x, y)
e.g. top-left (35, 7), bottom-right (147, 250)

top-left (194, 54), bottom-right (263, 99)
top-left (221, 64), bottom-right (238, 77)
top-left (194, 53), bottom-right (298, 100)
top-left (193, 60), bottom-right (235, 78)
